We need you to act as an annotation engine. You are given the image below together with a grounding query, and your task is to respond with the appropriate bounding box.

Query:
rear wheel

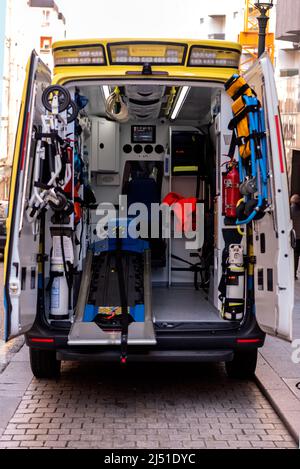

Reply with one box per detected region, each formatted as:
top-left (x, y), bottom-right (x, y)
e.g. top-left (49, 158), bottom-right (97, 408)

top-left (29, 348), bottom-right (61, 379)
top-left (225, 349), bottom-right (258, 379)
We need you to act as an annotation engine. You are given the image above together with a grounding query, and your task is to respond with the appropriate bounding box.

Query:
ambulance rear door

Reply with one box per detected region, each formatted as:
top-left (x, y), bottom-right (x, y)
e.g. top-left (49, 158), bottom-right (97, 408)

top-left (244, 53), bottom-right (294, 341)
top-left (4, 51), bottom-right (51, 340)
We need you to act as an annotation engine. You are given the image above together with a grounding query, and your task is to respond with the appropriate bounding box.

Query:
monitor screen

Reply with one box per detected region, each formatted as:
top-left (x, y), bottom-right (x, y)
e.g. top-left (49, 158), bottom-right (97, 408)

top-left (131, 126), bottom-right (156, 144)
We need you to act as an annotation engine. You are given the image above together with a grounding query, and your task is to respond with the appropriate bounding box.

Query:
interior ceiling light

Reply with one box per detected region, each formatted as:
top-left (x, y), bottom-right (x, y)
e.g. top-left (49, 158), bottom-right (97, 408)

top-left (170, 86), bottom-right (190, 121)
top-left (102, 86), bottom-right (111, 101)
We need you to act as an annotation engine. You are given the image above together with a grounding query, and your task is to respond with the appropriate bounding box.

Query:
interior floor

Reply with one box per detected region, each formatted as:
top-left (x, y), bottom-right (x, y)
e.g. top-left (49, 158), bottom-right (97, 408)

top-left (152, 286), bottom-right (221, 323)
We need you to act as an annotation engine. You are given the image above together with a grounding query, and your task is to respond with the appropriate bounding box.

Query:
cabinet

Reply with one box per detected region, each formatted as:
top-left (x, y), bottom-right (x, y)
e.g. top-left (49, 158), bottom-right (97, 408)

top-left (90, 118), bottom-right (120, 173)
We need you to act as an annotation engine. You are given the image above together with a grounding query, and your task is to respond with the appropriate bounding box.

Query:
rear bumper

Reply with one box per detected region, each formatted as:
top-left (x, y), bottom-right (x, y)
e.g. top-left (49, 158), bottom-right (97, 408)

top-left (26, 314), bottom-right (266, 362)
top-left (57, 349), bottom-right (234, 363)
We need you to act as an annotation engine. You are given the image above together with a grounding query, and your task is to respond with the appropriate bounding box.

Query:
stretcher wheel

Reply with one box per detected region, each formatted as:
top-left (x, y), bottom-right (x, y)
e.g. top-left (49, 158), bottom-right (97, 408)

top-left (67, 100), bottom-right (79, 124)
top-left (42, 85), bottom-right (71, 113)
top-left (48, 191), bottom-right (68, 212)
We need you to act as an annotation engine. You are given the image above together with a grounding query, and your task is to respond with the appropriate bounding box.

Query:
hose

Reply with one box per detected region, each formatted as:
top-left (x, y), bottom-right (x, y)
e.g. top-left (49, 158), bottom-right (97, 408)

top-left (237, 226), bottom-right (246, 237)
top-left (105, 87), bottom-right (129, 123)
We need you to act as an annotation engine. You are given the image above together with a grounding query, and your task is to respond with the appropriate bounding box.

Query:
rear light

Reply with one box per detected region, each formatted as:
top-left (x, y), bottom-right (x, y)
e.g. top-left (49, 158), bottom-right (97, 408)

top-left (108, 42), bottom-right (187, 66)
top-left (30, 338), bottom-right (54, 344)
top-left (188, 46), bottom-right (240, 68)
top-left (54, 45), bottom-right (106, 67)
top-left (236, 339), bottom-right (262, 344)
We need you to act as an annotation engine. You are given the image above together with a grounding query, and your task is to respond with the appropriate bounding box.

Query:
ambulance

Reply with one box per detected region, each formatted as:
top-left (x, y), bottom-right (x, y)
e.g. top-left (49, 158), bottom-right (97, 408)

top-left (3, 39), bottom-right (294, 379)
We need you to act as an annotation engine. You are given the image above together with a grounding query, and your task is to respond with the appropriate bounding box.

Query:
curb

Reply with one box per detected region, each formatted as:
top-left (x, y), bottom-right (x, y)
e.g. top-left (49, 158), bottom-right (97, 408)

top-left (0, 336), bottom-right (25, 375)
top-left (0, 344), bottom-right (33, 439)
top-left (255, 352), bottom-right (300, 446)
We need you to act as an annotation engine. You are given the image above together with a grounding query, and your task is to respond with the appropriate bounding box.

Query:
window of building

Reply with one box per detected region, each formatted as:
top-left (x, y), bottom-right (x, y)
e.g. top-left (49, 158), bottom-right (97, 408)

top-left (40, 36), bottom-right (52, 53)
top-left (200, 18), bottom-right (205, 24)
top-left (280, 68), bottom-right (299, 77)
top-left (209, 15), bottom-right (226, 37)
top-left (42, 9), bottom-right (50, 26)
top-left (233, 11), bottom-right (238, 19)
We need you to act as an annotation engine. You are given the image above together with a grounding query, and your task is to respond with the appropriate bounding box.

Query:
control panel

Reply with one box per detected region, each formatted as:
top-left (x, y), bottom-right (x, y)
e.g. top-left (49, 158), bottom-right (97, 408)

top-left (120, 123), bottom-right (168, 161)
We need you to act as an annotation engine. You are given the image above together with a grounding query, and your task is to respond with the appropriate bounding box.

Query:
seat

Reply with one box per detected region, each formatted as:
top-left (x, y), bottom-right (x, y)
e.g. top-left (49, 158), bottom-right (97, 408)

top-left (127, 177), bottom-right (160, 210)
top-left (125, 176), bottom-right (166, 268)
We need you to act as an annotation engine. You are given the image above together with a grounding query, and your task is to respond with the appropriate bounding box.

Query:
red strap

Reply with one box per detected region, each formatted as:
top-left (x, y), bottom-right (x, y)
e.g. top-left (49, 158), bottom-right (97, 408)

top-left (163, 193), bottom-right (198, 232)
top-left (163, 192), bottom-right (183, 206)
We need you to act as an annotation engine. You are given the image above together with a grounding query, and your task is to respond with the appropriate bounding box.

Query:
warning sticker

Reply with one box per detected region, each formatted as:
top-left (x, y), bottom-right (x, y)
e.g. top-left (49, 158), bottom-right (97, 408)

top-left (98, 307), bottom-right (130, 316)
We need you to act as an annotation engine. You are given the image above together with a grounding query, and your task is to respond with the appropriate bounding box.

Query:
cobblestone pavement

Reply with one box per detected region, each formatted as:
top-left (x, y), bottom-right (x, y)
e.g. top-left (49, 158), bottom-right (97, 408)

top-left (0, 360), bottom-right (296, 449)
top-left (0, 262), bottom-right (297, 449)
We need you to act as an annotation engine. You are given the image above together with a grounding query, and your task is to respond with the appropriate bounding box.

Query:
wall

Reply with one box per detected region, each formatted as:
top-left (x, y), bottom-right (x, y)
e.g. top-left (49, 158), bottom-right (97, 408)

top-left (0, 0), bottom-right (6, 120)
top-left (197, 0), bottom-right (244, 42)
top-left (275, 0), bottom-right (300, 175)
top-left (276, 0), bottom-right (300, 43)
top-left (0, 0), bottom-right (7, 199)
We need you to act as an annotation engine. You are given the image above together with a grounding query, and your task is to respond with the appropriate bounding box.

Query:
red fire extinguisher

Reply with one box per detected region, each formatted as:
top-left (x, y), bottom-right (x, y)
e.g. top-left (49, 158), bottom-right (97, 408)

top-left (223, 162), bottom-right (241, 219)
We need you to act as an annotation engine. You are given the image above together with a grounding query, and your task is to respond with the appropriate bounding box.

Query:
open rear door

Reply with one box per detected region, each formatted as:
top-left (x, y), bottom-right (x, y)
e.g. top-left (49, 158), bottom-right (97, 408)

top-left (244, 54), bottom-right (294, 341)
top-left (4, 51), bottom-right (51, 341)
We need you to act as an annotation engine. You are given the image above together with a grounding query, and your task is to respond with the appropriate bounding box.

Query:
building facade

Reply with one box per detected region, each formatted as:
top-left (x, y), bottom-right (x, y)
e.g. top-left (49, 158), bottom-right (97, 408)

top-left (197, 0), bottom-right (276, 70)
top-left (0, 0), bottom-right (66, 200)
top-left (0, 0), bottom-right (8, 200)
top-left (275, 0), bottom-right (300, 187)
top-left (197, 0), bottom-right (299, 178)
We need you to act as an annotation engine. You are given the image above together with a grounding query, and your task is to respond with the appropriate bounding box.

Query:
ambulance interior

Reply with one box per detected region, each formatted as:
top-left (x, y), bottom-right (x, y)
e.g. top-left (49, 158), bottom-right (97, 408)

top-left (44, 81), bottom-right (245, 345)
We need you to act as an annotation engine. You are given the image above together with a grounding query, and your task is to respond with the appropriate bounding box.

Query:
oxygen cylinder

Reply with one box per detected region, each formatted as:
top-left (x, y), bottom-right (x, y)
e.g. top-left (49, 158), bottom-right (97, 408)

top-left (50, 263), bottom-right (69, 320)
top-left (49, 235), bottom-right (74, 320)
top-left (224, 163), bottom-right (241, 219)
top-left (222, 244), bottom-right (245, 321)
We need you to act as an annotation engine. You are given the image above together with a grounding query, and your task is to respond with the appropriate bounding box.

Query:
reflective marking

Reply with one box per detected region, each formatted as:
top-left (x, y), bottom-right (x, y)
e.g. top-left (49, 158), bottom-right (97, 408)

top-left (20, 112), bottom-right (30, 171)
top-left (30, 338), bottom-right (54, 344)
top-left (237, 338), bottom-right (261, 344)
top-left (274, 115), bottom-right (284, 174)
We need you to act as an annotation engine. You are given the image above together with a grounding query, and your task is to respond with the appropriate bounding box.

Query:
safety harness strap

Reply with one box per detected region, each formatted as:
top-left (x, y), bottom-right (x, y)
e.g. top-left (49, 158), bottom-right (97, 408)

top-left (228, 130), bottom-right (238, 160)
top-left (116, 227), bottom-right (129, 364)
top-left (228, 104), bottom-right (260, 130)
top-left (231, 83), bottom-right (251, 102)
top-left (236, 131), bottom-right (266, 148)
top-left (35, 132), bottom-right (65, 145)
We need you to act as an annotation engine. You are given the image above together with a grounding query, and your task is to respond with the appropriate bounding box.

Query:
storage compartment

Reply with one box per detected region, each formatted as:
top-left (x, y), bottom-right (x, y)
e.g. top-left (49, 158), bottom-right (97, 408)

top-left (171, 131), bottom-right (207, 176)
top-left (89, 118), bottom-right (120, 173)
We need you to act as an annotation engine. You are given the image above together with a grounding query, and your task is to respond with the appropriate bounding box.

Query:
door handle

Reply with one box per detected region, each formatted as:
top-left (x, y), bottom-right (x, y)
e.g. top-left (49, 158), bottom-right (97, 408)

top-left (291, 229), bottom-right (296, 249)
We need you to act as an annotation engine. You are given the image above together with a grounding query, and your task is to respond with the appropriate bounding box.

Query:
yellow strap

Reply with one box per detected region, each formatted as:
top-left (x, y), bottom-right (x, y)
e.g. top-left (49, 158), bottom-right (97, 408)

top-left (237, 226), bottom-right (245, 237)
top-left (230, 267), bottom-right (245, 272)
top-left (173, 166), bottom-right (198, 173)
top-left (236, 199), bottom-right (246, 236)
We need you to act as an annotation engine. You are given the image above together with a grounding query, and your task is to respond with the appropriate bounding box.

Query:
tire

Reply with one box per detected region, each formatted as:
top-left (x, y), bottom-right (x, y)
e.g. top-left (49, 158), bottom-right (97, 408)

top-left (42, 85), bottom-right (71, 113)
top-left (29, 348), bottom-right (61, 379)
top-left (225, 349), bottom-right (258, 379)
